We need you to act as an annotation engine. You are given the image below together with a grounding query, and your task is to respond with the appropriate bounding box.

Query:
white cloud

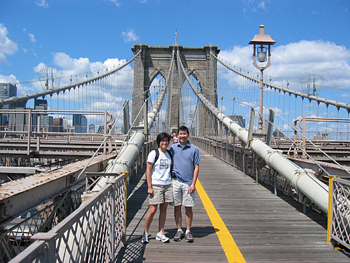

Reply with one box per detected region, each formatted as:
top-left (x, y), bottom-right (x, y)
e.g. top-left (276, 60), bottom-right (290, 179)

top-left (0, 24), bottom-right (18, 64)
top-left (107, 0), bottom-right (120, 7)
top-left (219, 40), bottom-right (350, 93)
top-left (24, 52), bottom-right (134, 127)
top-left (0, 74), bottom-right (36, 97)
top-left (258, 0), bottom-right (267, 12)
top-left (28, 33), bottom-right (37, 43)
top-left (36, 0), bottom-right (49, 8)
top-left (52, 52), bottom-right (91, 73)
top-left (244, 0), bottom-right (269, 14)
top-left (0, 74), bottom-right (19, 84)
top-left (122, 29), bottom-right (139, 43)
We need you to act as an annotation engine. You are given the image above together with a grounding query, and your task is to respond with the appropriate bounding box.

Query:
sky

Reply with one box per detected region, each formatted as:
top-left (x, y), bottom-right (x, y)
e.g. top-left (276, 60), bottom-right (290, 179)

top-left (0, 0), bottom-right (350, 110)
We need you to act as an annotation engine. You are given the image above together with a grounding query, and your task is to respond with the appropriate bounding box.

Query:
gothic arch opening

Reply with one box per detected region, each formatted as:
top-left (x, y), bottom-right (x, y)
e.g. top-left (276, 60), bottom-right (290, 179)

top-left (131, 44), bottom-right (220, 135)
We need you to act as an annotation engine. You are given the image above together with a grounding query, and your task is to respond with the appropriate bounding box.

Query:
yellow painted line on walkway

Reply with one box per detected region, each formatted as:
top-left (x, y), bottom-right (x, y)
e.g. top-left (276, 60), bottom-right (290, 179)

top-left (200, 154), bottom-right (213, 156)
top-left (197, 179), bottom-right (246, 263)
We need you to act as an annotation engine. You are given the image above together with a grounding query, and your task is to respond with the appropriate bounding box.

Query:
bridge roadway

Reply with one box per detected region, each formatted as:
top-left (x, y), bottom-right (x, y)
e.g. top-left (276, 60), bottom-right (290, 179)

top-left (117, 149), bottom-right (350, 263)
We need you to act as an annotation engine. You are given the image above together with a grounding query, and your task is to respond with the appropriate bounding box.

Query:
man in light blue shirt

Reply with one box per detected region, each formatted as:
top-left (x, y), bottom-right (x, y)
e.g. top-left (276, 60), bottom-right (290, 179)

top-left (170, 126), bottom-right (201, 242)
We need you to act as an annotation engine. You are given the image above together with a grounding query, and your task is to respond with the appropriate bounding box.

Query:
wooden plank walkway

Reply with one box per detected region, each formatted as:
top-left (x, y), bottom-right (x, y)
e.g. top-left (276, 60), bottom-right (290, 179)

top-left (116, 148), bottom-right (350, 262)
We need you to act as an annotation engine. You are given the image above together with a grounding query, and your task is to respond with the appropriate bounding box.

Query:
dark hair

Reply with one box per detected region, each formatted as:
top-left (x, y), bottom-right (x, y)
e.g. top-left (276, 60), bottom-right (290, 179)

top-left (177, 126), bottom-right (189, 135)
top-left (156, 132), bottom-right (171, 146)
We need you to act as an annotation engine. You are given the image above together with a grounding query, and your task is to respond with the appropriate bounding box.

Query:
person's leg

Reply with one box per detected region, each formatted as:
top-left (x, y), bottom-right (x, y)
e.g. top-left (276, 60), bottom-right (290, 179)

top-left (144, 204), bottom-right (157, 233)
top-left (172, 179), bottom-right (183, 231)
top-left (173, 204), bottom-right (184, 241)
top-left (155, 202), bottom-right (170, 242)
top-left (158, 202), bottom-right (168, 233)
top-left (183, 183), bottom-right (195, 242)
top-left (184, 206), bottom-right (193, 231)
top-left (174, 205), bottom-right (182, 230)
top-left (184, 206), bottom-right (194, 242)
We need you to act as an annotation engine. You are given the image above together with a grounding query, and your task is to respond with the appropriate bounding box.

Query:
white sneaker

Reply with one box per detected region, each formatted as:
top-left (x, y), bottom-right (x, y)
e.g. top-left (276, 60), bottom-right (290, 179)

top-left (142, 233), bottom-right (149, 243)
top-left (156, 232), bottom-right (170, 243)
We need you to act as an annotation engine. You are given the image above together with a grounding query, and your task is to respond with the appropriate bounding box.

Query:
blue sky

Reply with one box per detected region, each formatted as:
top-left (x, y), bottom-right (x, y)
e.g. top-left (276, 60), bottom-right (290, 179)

top-left (0, 0), bottom-right (349, 104)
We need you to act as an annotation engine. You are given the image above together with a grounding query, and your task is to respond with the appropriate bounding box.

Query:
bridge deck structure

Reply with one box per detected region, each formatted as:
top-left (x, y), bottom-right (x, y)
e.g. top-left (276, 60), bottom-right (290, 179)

top-left (119, 149), bottom-right (350, 263)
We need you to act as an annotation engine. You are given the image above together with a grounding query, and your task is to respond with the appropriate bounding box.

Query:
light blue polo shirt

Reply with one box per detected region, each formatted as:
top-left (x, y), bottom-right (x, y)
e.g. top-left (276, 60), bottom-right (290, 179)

top-left (170, 141), bottom-right (201, 184)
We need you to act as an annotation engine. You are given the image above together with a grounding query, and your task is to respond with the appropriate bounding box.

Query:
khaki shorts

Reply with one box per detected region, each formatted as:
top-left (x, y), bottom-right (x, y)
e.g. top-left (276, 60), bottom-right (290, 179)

top-left (172, 178), bottom-right (195, 207)
top-left (149, 184), bottom-right (173, 205)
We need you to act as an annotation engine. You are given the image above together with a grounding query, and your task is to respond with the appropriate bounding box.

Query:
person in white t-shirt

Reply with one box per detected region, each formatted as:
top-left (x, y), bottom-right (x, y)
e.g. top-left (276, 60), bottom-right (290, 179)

top-left (142, 132), bottom-right (173, 243)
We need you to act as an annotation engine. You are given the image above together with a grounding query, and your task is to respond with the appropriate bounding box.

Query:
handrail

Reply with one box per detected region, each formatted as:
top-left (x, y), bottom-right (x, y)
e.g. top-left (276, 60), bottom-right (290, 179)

top-left (328, 176), bottom-right (350, 250)
top-left (9, 174), bottom-right (126, 263)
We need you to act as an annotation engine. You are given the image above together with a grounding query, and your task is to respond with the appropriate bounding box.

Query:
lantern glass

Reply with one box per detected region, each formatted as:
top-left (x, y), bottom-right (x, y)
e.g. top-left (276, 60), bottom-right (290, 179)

top-left (257, 51), bottom-right (267, 62)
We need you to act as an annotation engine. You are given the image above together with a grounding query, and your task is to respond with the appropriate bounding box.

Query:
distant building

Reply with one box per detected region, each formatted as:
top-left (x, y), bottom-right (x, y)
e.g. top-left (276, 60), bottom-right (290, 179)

top-left (89, 124), bottom-right (95, 133)
top-left (62, 117), bottom-right (68, 132)
top-left (273, 130), bottom-right (284, 138)
top-left (53, 118), bottom-right (64, 132)
top-left (35, 99), bottom-right (48, 110)
top-left (0, 83), bottom-right (17, 104)
top-left (227, 115), bottom-right (246, 128)
top-left (0, 83), bottom-right (27, 130)
top-left (32, 99), bottom-right (52, 131)
top-left (73, 114), bottom-right (87, 133)
top-left (97, 125), bottom-right (104, 134)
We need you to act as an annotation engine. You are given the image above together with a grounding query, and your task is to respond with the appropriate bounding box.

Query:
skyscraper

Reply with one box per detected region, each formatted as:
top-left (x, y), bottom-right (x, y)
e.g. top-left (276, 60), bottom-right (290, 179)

top-left (73, 114), bottom-right (88, 133)
top-left (0, 83), bottom-right (26, 131)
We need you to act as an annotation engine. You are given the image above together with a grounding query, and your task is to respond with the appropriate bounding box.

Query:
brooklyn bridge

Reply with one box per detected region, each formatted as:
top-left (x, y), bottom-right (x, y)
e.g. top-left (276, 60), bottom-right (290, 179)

top-left (1, 35), bottom-right (350, 262)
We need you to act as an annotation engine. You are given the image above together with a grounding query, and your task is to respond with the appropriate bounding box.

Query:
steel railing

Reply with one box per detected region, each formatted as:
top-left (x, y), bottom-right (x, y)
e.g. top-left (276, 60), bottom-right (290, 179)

top-left (0, 183), bottom-right (85, 262)
top-left (328, 176), bottom-right (350, 250)
top-left (9, 173), bottom-right (126, 263)
top-left (191, 136), bottom-right (324, 213)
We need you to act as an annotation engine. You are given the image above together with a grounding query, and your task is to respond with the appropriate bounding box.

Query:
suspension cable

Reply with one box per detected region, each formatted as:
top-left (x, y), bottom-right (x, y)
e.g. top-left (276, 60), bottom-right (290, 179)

top-left (211, 51), bottom-right (350, 112)
top-left (0, 50), bottom-right (142, 107)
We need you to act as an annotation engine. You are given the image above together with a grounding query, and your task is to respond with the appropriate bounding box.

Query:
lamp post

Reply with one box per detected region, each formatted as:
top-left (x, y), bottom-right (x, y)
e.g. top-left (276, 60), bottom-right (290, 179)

top-left (249, 25), bottom-right (276, 134)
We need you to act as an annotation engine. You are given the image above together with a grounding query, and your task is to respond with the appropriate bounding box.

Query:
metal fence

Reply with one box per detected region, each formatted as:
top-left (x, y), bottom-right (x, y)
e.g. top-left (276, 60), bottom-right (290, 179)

top-left (195, 135), bottom-right (350, 250)
top-left (9, 174), bottom-right (126, 263)
top-left (328, 176), bottom-right (350, 250)
top-left (191, 136), bottom-right (322, 213)
top-left (0, 184), bottom-right (85, 262)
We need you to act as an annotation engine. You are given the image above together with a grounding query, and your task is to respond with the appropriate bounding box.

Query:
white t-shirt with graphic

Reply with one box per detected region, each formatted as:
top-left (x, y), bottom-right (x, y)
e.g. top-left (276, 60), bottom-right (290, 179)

top-left (147, 150), bottom-right (172, 185)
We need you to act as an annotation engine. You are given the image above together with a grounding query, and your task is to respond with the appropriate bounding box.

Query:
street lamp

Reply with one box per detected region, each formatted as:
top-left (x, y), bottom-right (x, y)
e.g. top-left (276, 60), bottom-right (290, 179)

top-left (249, 25), bottom-right (276, 134)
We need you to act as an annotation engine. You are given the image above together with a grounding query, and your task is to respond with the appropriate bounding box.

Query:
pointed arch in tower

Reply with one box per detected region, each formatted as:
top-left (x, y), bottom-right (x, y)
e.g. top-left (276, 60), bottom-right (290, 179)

top-left (131, 44), bottom-right (220, 135)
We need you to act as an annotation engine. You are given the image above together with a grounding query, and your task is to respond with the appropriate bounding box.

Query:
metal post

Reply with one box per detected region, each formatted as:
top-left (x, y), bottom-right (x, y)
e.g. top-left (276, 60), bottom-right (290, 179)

top-left (233, 135), bottom-right (236, 170)
top-left (121, 171), bottom-right (129, 245)
top-left (327, 175), bottom-right (336, 247)
top-left (258, 69), bottom-right (264, 134)
top-left (123, 100), bottom-right (130, 134)
top-left (104, 111), bottom-right (107, 155)
top-left (266, 108), bottom-right (275, 146)
top-left (242, 148), bottom-right (245, 174)
top-left (27, 109), bottom-right (32, 155)
top-left (255, 154), bottom-right (259, 183)
top-left (36, 113), bottom-right (41, 151)
top-left (107, 181), bottom-right (115, 262)
top-left (302, 116), bottom-right (306, 159)
top-left (248, 107), bottom-right (255, 147)
top-left (274, 170), bottom-right (278, 196)
top-left (47, 239), bottom-right (56, 262)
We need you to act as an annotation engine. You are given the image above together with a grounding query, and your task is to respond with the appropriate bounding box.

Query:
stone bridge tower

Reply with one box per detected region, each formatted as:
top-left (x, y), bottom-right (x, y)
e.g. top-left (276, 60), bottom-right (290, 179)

top-left (131, 44), bottom-right (220, 135)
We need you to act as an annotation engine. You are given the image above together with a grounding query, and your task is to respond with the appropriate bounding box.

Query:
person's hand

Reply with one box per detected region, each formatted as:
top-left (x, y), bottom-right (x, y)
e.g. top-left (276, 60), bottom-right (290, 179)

top-left (188, 184), bottom-right (196, 194)
top-left (148, 187), bottom-right (154, 195)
